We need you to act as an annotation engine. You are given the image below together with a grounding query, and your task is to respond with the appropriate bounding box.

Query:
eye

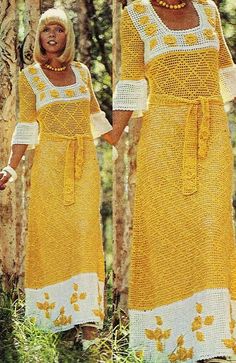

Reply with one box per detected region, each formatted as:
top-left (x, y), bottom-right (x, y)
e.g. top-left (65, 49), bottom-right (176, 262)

top-left (57, 27), bottom-right (65, 33)
top-left (43, 27), bottom-right (49, 32)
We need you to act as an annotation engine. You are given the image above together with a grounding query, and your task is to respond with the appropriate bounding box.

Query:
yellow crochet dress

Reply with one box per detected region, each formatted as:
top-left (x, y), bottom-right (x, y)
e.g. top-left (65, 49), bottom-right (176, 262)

top-left (17, 61), bottom-right (112, 332)
top-left (113, 0), bottom-right (236, 361)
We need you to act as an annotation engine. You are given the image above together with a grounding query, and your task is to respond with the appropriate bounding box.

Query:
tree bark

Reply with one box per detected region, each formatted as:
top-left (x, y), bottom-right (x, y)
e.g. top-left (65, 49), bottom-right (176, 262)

top-left (40, 0), bottom-right (55, 13)
top-left (0, 0), bottom-right (18, 291)
top-left (113, 0), bottom-right (142, 315)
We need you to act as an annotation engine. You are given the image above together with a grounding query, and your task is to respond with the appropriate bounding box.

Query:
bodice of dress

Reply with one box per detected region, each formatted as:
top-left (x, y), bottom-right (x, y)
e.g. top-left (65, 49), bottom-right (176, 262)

top-left (127, 0), bottom-right (226, 99)
top-left (22, 62), bottom-right (94, 136)
top-left (113, 0), bottom-right (236, 110)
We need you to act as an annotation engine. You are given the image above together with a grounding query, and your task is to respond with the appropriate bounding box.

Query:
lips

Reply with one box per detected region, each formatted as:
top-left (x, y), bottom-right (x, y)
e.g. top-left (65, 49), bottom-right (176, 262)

top-left (48, 40), bottom-right (57, 45)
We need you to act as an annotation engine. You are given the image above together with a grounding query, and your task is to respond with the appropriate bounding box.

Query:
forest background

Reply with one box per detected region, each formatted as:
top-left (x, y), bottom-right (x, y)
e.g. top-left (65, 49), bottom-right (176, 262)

top-left (0, 0), bottom-right (235, 362)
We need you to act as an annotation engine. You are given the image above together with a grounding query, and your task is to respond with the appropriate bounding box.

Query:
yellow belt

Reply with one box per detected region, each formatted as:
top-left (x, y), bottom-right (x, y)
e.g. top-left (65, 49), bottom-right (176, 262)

top-left (40, 132), bottom-right (93, 206)
top-left (148, 94), bottom-right (224, 196)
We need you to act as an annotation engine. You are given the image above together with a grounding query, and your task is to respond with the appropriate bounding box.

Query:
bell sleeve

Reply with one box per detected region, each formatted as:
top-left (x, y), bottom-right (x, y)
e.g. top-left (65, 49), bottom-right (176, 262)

top-left (12, 70), bottom-right (39, 147)
top-left (214, 5), bottom-right (236, 103)
top-left (85, 67), bottom-right (112, 140)
top-left (113, 7), bottom-right (148, 112)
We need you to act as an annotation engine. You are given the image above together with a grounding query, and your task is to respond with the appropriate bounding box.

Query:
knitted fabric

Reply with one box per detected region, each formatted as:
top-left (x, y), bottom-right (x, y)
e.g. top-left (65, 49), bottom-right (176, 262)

top-left (17, 62), bottom-right (109, 332)
top-left (113, 0), bottom-right (236, 361)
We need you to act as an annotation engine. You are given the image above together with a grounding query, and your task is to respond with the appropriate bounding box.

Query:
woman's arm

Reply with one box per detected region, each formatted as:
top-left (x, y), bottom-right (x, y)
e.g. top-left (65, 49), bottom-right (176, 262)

top-left (0, 144), bottom-right (28, 190)
top-left (101, 110), bottom-right (133, 145)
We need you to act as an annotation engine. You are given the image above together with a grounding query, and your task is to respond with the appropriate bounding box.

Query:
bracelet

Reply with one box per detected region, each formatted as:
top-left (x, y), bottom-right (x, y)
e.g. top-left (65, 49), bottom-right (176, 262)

top-left (1, 165), bottom-right (17, 182)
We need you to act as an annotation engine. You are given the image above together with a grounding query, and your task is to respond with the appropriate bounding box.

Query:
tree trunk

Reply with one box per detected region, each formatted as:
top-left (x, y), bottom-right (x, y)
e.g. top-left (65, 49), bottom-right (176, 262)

top-left (77, 0), bottom-right (92, 66)
top-left (40, 0), bottom-right (55, 13)
top-left (0, 0), bottom-right (19, 291)
top-left (16, 0), bottom-right (40, 291)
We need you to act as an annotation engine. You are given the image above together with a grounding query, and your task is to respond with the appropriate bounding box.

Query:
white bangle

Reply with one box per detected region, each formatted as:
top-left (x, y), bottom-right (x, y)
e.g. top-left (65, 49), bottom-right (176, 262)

top-left (1, 165), bottom-right (17, 182)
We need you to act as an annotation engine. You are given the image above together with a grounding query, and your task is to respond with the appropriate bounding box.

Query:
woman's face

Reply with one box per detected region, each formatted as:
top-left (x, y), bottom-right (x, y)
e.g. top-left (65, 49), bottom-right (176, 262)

top-left (40, 23), bottom-right (66, 57)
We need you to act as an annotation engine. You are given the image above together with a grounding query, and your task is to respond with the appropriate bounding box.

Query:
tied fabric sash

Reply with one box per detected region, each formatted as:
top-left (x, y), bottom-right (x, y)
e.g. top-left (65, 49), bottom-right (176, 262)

top-left (148, 94), bottom-right (224, 195)
top-left (40, 132), bottom-right (93, 205)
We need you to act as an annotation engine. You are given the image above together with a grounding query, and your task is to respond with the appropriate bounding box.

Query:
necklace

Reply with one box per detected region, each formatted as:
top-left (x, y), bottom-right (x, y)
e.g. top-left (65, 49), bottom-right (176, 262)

top-left (152, 0), bottom-right (187, 9)
top-left (45, 64), bottom-right (67, 72)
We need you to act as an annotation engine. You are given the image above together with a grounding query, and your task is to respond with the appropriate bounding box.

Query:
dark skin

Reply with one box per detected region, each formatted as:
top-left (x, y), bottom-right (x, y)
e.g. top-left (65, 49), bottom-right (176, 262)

top-left (150, 0), bottom-right (200, 30)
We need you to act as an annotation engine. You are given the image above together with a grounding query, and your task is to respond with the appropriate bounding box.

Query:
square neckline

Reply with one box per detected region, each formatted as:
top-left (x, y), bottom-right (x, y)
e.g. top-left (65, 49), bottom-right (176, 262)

top-left (147, 0), bottom-right (203, 33)
top-left (37, 63), bottom-right (79, 89)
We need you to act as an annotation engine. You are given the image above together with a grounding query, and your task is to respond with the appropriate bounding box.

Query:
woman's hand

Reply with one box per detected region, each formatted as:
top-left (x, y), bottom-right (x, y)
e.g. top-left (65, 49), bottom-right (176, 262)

top-left (101, 110), bottom-right (133, 146)
top-left (101, 131), bottom-right (118, 146)
top-left (0, 172), bottom-right (11, 191)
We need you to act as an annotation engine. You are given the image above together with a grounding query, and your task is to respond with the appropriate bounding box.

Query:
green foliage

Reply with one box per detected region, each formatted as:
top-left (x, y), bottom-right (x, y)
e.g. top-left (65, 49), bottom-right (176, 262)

top-left (0, 277), bottom-right (113, 363)
top-left (219, 0), bottom-right (236, 62)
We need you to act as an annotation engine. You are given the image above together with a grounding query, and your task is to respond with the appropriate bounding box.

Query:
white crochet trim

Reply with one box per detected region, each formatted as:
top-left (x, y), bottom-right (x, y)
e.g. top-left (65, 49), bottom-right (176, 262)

top-left (219, 65), bottom-right (236, 103)
top-left (90, 111), bottom-right (113, 139)
top-left (128, 288), bottom-right (236, 363)
top-left (11, 122), bottom-right (39, 147)
top-left (23, 64), bottom-right (90, 111)
top-left (113, 79), bottom-right (148, 111)
top-left (1, 165), bottom-right (17, 182)
top-left (25, 272), bottom-right (104, 333)
top-left (127, 0), bottom-right (219, 65)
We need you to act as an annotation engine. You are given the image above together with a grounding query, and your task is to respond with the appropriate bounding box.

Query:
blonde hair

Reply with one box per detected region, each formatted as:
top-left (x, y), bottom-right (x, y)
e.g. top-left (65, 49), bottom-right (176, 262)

top-left (33, 8), bottom-right (75, 65)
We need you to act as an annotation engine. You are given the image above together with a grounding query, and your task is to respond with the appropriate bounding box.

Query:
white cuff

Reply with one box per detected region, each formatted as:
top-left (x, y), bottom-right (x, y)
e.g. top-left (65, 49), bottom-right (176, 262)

top-left (90, 111), bottom-right (112, 140)
top-left (219, 65), bottom-right (236, 103)
top-left (2, 165), bottom-right (17, 182)
top-left (11, 122), bottom-right (39, 149)
top-left (113, 79), bottom-right (148, 111)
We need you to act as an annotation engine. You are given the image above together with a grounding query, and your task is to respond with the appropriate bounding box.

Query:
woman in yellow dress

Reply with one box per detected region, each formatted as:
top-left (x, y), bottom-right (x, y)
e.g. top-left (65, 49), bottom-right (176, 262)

top-left (0, 8), bottom-right (113, 349)
top-left (112, 0), bottom-right (236, 362)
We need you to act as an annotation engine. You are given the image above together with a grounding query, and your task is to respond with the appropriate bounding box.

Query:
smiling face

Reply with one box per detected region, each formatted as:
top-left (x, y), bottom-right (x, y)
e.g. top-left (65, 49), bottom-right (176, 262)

top-left (40, 23), bottom-right (67, 58)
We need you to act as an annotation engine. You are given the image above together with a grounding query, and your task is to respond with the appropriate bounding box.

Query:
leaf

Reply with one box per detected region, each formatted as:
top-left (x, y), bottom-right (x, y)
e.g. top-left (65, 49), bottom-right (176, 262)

top-left (60, 306), bottom-right (65, 315)
top-left (92, 309), bottom-right (104, 320)
top-left (177, 347), bottom-right (188, 360)
top-left (45, 311), bottom-right (50, 319)
top-left (155, 316), bottom-right (163, 325)
top-left (49, 302), bottom-right (56, 309)
top-left (156, 341), bottom-right (164, 352)
top-left (222, 339), bottom-right (234, 348)
top-left (204, 316), bottom-right (214, 325)
top-left (70, 293), bottom-right (78, 304)
top-left (73, 304), bottom-right (80, 311)
top-left (187, 347), bottom-right (194, 359)
top-left (154, 328), bottom-right (163, 340)
top-left (196, 331), bottom-right (205, 342)
top-left (135, 350), bottom-right (144, 358)
top-left (145, 329), bottom-right (156, 340)
top-left (79, 292), bottom-right (87, 300)
top-left (73, 283), bottom-right (79, 291)
top-left (191, 316), bottom-right (202, 331)
top-left (36, 302), bottom-right (44, 310)
top-left (168, 353), bottom-right (177, 362)
top-left (196, 303), bottom-right (203, 314)
top-left (177, 335), bottom-right (184, 346)
top-left (163, 329), bottom-right (171, 339)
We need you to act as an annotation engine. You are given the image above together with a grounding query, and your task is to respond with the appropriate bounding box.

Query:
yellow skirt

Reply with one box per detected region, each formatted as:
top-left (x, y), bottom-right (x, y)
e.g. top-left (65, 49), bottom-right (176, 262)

top-left (24, 132), bottom-right (105, 332)
top-left (128, 95), bottom-right (236, 362)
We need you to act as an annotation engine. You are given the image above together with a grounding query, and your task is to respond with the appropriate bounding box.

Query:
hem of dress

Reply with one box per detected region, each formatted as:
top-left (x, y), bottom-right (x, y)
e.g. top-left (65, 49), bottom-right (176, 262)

top-left (24, 314), bottom-right (104, 333)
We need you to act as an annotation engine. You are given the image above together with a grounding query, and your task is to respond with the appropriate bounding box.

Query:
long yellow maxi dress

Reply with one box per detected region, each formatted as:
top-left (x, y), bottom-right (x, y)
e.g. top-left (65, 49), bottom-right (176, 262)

top-left (14, 61), bottom-right (112, 332)
top-left (113, 0), bottom-right (236, 361)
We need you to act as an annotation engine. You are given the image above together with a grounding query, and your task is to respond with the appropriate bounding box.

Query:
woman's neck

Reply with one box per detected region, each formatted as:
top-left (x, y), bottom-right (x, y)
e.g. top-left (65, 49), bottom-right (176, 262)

top-left (44, 55), bottom-right (64, 68)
